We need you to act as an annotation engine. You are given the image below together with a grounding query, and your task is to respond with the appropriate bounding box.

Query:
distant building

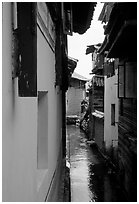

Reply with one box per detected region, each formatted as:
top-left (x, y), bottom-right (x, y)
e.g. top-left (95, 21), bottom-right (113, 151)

top-left (66, 72), bottom-right (89, 116)
top-left (86, 43), bottom-right (104, 148)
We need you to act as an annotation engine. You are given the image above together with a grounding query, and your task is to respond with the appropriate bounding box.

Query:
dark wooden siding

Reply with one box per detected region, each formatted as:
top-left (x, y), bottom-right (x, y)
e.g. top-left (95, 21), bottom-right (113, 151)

top-left (118, 98), bottom-right (137, 201)
top-left (93, 86), bottom-right (104, 112)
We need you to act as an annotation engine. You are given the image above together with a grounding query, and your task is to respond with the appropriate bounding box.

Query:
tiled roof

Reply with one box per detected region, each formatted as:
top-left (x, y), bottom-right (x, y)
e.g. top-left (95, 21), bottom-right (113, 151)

top-left (72, 72), bottom-right (89, 81)
top-left (72, 2), bottom-right (97, 34)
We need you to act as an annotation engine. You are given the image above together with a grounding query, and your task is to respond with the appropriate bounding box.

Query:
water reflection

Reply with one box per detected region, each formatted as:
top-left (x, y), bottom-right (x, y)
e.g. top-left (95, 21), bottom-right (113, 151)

top-left (66, 125), bottom-right (126, 202)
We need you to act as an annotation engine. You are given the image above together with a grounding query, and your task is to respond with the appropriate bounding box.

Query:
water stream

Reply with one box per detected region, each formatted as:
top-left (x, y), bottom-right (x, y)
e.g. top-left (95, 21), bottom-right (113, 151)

top-left (66, 125), bottom-right (126, 202)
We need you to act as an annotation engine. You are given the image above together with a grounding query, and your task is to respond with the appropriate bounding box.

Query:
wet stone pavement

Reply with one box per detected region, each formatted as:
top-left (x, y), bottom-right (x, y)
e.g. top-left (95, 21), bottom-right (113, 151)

top-left (66, 125), bottom-right (126, 202)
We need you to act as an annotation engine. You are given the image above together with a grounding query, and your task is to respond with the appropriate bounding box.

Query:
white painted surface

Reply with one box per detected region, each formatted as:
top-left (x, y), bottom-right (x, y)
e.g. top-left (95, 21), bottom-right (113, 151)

top-left (37, 91), bottom-right (48, 169)
top-left (36, 25), bottom-right (62, 201)
top-left (66, 87), bottom-right (85, 116)
top-left (104, 70), bottom-right (119, 150)
top-left (3, 4), bottom-right (36, 201)
top-left (3, 3), bottom-right (63, 201)
top-left (2, 10), bottom-right (37, 196)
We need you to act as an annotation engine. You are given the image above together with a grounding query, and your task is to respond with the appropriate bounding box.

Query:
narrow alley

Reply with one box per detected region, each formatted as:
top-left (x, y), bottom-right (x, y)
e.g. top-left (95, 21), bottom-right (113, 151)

top-left (2, 2), bottom-right (137, 202)
top-left (66, 125), bottom-right (126, 202)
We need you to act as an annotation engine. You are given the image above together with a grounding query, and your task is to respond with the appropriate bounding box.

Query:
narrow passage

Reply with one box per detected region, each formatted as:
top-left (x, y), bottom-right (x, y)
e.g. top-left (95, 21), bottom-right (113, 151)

top-left (66, 125), bottom-right (126, 202)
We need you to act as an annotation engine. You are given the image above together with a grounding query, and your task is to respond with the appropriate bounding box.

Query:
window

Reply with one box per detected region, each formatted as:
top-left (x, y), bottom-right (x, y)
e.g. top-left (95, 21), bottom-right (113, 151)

top-left (118, 62), bottom-right (137, 98)
top-left (111, 104), bottom-right (115, 126)
top-left (37, 91), bottom-right (48, 169)
top-left (125, 62), bottom-right (137, 98)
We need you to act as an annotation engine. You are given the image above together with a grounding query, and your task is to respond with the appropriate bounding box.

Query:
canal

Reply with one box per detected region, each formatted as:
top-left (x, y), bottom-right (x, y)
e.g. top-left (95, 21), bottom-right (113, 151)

top-left (66, 125), bottom-right (126, 202)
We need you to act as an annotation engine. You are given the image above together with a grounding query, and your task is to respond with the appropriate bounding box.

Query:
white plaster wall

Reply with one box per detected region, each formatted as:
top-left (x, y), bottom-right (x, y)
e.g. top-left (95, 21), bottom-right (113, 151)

top-left (104, 70), bottom-right (119, 149)
top-left (3, 3), bottom-right (62, 201)
top-left (2, 3), bottom-right (37, 201)
top-left (36, 26), bottom-right (62, 201)
top-left (66, 87), bottom-right (85, 116)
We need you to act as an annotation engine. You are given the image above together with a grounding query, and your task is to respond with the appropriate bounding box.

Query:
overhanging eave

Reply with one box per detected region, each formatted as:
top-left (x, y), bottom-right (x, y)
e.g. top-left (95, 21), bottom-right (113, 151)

top-left (107, 20), bottom-right (137, 58)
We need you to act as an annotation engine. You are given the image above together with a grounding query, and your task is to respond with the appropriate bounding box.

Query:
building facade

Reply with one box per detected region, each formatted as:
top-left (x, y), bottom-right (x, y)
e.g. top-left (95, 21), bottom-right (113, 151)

top-left (2, 3), bottom-right (65, 201)
top-left (86, 44), bottom-right (104, 148)
top-left (98, 2), bottom-right (137, 200)
top-left (66, 72), bottom-right (88, 116)
top-left (2, 2), bottom-right (96, 201)
top-left (85, 4), bottom-right (137, 200)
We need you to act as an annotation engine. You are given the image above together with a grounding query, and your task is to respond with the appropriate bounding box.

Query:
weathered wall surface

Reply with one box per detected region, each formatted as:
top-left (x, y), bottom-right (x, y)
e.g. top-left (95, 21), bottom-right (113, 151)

top-left (66, 79), bottom-right (86, 116)
top-left (104, 69), bottom-right (118, 158)
top-left (94, 117), bottom-right (104, 150)
top-left (37, 21), bottom-right (63, 201)
top-left (2, 3), bottom-right (37, 201)
top-left (118, 62), bottom-right (137, 200)
top-left (66, 87), bottom-right (85, 116)
top-left (3, 3), bottom-right (63, 201)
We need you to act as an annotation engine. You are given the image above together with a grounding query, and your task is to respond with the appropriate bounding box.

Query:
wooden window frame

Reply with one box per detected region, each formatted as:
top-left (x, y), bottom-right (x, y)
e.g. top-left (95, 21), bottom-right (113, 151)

top-left (118, 62), bottom-right (137, 99)
top-left (118, 64), bottom-right (125, 98)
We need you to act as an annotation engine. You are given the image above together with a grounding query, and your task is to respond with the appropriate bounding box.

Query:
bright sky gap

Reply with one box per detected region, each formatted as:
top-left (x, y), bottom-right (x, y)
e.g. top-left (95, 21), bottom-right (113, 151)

top-left (68, 2), bottom-right (105, 79)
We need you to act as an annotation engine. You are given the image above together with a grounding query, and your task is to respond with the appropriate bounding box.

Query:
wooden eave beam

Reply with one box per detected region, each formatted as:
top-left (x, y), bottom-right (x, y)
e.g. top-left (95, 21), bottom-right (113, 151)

top-left (107, 20), bottom-right (136, 58)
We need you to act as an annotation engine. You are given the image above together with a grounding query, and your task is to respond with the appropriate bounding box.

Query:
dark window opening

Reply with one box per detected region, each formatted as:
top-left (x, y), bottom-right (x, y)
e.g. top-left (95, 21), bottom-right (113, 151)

top-left (111, 104), bottom-right (115, 126)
